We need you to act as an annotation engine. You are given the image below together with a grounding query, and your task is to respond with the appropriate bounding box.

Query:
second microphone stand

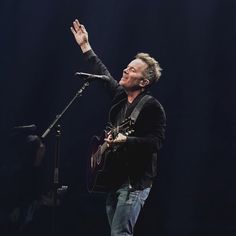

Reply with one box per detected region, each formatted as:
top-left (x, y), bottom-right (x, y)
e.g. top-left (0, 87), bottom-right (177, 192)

top-left (41, 81), bottom-right (90, 235)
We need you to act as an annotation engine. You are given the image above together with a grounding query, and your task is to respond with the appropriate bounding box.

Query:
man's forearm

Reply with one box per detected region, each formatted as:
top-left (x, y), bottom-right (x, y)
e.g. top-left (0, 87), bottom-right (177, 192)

top-left (80, 42), bottom-right (92, 53)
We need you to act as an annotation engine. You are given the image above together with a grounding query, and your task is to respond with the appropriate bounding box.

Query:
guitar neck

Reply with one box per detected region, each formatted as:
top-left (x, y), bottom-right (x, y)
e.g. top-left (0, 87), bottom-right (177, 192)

top-left (98, 118), bottom-right (134, 156)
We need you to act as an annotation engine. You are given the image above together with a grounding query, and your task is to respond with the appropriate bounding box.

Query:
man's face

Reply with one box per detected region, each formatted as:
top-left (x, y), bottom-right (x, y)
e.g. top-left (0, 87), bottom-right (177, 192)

top-left (119, 59), bottom-right (148, 91)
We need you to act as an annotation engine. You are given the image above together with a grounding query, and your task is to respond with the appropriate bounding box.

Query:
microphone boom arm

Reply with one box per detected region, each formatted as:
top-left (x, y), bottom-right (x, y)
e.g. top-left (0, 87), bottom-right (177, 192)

top-left (41, 81), bottom-right (90, 139)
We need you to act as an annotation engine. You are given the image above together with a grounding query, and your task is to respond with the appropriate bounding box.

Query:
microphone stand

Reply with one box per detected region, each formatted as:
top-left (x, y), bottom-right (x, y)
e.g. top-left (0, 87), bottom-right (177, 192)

top-left (41, 81), bottom-right (90, 235)
top-left (41, 81), bottom-right (90, 139)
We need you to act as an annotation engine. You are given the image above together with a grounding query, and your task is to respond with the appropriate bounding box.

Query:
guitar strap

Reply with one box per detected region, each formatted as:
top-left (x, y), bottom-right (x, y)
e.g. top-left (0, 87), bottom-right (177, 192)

top-left (129, 95), bottom-right (152, 123)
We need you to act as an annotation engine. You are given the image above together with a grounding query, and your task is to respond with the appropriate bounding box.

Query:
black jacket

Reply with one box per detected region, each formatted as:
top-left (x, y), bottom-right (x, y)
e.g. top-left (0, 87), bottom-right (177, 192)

top-left (84, 50), bottom-right (166, 190)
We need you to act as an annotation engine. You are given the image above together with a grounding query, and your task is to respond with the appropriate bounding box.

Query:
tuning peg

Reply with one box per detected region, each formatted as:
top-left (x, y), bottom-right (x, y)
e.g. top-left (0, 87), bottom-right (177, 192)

top-left (125, 130), bottom-right (134, 135)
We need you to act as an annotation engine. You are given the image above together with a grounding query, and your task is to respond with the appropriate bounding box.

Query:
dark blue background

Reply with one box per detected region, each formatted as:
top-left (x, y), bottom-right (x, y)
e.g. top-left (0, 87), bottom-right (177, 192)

top-left (0, 0), bottom-right (235, 235)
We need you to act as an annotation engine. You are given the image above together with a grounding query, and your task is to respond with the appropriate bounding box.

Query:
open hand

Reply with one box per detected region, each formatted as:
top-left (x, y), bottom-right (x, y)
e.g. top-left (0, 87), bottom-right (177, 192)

top-left (70, 19), bottom-right (91, 52)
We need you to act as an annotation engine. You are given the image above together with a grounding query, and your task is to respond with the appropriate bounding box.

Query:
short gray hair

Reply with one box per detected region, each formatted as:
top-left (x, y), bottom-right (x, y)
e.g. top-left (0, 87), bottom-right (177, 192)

top-left (135, 53), bottom-right (162, 86)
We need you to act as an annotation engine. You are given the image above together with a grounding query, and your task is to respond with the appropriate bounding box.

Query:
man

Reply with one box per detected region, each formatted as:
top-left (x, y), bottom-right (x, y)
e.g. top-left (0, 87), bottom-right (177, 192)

top-left (71, 19), bottom-right (166, 236)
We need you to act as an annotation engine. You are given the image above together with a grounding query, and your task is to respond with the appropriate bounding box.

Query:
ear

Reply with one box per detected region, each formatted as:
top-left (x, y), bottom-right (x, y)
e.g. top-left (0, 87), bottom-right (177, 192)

top-left (139, 79), bottom-right (150, 88)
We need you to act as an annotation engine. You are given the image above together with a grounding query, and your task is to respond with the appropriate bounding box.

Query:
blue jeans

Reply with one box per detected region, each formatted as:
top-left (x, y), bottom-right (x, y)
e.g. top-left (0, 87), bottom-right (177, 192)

top-left (106, 184), bottom-right (151, 236)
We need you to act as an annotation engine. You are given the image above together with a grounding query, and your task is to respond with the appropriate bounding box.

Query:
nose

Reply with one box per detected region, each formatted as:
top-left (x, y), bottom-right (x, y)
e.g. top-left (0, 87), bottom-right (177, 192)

top-left (123, 68), bottom-right (128, 74)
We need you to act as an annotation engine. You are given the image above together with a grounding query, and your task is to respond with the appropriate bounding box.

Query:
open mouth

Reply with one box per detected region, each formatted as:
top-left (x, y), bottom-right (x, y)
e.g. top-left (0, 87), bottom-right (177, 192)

top-left (121, 75), bottom-right (128, 80)
top-left (120, 77), bottom-right (127, 83)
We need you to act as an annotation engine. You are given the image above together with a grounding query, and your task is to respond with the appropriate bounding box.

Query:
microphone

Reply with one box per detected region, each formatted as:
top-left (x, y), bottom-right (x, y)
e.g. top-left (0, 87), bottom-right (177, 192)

top-left (13, 124), bottom-right (37, 131)
top-left (75, 72), bottom-right (109, 80)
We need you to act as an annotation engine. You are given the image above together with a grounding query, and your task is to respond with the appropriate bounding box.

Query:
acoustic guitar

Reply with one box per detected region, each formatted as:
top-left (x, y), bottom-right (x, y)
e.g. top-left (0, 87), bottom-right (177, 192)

top-left (87, 118), bottom-right (134, 193)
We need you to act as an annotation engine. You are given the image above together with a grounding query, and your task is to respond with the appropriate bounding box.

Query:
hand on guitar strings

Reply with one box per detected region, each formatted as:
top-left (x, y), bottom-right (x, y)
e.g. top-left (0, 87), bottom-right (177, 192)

top-left (104, 132), bottom-right (127, 147)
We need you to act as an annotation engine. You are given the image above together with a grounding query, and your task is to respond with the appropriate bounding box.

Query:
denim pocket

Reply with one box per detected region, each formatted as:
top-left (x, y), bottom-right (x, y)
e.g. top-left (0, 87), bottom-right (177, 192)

top-left (116, 185), bottom-right (151, 207)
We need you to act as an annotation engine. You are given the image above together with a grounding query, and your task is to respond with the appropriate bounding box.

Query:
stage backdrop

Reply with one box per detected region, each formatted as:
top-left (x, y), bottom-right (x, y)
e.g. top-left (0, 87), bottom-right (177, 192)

top-left (0, 0), bottom-right (235, 235)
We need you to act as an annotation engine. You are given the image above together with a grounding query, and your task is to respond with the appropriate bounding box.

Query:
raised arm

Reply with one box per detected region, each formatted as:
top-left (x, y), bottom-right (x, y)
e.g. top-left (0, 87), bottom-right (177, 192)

top-left (70, 19), bottom-right (121, 97)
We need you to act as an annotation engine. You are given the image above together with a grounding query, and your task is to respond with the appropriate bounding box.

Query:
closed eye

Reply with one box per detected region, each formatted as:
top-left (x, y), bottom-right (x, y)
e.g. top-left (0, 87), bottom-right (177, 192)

top-left (128, 66), bottom-right (136, 72)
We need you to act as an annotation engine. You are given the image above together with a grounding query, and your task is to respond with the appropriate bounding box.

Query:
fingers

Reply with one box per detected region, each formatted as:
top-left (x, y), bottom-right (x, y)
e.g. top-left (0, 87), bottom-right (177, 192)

top-left (104, 133), bottom-right (127, 145)
top-left (70, 26), bottom-right (76, 35)
top-left (71, 19), bottom-right (85, 33)
top-left (73, 19), bottom-right (80, 31)
top-left (104, 134), bottom-right (113, 142)
top-left (80, 24), bottom-right (86, 33)
top-left (70, 20), bottom-right (79, 35)
top-left (104, 133), bottom-right (113, 147)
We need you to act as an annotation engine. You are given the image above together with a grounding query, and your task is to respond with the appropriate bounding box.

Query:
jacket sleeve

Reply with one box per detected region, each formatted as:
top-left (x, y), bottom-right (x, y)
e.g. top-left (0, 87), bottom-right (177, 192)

top-left (83, 50), bottom-right (121, 98)
top-left (125, 100), bottom-right (166, 151)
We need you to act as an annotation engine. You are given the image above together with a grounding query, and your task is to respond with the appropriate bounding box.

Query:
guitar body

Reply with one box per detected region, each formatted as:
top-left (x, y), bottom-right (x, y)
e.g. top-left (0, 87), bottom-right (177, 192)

top-left (87, 118), bottom-right (134, 193)
top-left (87, 134), bottom-right (113, 193)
